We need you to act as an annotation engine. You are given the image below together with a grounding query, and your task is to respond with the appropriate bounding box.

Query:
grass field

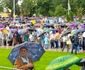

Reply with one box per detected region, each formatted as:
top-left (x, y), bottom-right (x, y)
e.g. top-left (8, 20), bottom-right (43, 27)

top-left (0, 48), bottom-right (85, 70)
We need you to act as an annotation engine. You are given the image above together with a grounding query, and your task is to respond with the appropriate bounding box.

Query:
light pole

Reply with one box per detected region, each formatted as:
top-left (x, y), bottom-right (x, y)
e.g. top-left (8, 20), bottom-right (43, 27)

top-left (13, 0), bottom-right (15, 23)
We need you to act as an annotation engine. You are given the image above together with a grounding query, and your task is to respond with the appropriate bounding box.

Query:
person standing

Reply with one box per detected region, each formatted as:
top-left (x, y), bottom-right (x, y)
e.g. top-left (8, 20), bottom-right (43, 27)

top-left (50, 31), bottom-right (55, 48)
top-left (44, 36), bottom-right (49, 49)
top-left (62, 36), bottom-right (68, 52)
top-left (82, 32), bottom-right (85, 52)
top-left (29, 33), bottom-right (35, 42)
top-left (54, 31), bottom-right (60, 48)
top-left (70, 34), bottom-right (79, 54)
top-left (24, 32), bottom-right (29, 42)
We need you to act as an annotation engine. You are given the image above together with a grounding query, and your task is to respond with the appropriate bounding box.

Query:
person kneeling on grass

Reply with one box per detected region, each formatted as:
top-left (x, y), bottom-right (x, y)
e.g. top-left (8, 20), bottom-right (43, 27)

top-left (14, 47), bottom-right (34, 70)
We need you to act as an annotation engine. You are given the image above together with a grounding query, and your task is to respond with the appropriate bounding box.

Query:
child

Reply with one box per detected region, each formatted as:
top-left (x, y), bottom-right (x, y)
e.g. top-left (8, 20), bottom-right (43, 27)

top-left (44, 36), bottom-right (49, 49)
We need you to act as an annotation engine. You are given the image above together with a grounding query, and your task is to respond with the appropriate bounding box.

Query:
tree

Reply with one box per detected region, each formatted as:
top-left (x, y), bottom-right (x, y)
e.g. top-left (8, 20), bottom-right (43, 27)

top-left (2, 0), bottom-right (20, 17)
top-left (0, 5), bottom-right (3, 12)
top-left (21, 0), bottom-right (37, 16)
top-left (0, 0), bottom-right (4, 12)
top-left (1, 0), bottom-right (85, 18)
top-left (54, 4), bottom-right (66, 17)
top-left (35, 0), bottom-right (50, 16)
top-left (66, 11), bottom-right (74, 22)
top-left (76, 7), bottom-right (84, 22)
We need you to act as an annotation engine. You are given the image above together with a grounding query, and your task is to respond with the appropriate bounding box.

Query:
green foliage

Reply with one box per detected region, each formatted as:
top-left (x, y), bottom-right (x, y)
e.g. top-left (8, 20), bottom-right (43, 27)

top-left (21, 0), bottom-right (37, 16)
top-left (76, 7), bottom-right (84, 22)
top-left (36, 0), bottom-right (52, 16)
top-left (1, 0), bottom-right (20, 17)
top-left (0, 0), bottom-right (4, 12)
top-left (54, 4), bottom-right (66, 17)
top-left (0, 0), bottom-right (85, 17)
top-left (0, 5), bottom-right (3, 12)
top-left (66, 11), bottom-right (74, 22)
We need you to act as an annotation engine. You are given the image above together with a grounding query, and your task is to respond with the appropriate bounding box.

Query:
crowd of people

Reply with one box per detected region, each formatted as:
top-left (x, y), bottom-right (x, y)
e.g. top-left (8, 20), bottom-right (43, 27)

top-left (0, 16), bottom-right (85, 54)
top-left (0, 16), bottom-right (85, 70)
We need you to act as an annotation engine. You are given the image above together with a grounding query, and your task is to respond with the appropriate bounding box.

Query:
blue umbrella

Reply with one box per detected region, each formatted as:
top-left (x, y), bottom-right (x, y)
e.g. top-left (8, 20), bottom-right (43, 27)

top-left (8, 42), bottom-right (45, 64)
top-left (18, 29), bottom-right (27, 35)
top-left (50, 29), bottom-right (58, 34)
top-left (10, 29), bottom-right (17, 33)
top-left (75, 29), bottom-right (85, 35)
top-left (44, 24), bottom-right (54, 28)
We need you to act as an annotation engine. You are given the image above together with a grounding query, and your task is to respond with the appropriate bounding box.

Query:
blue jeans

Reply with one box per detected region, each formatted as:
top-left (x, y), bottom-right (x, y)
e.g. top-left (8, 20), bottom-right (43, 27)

top-left (51, 40), bottom-right (54, 48)
top-left (55, 40), bottom-right (59, 48)
top-left (44, 44), bottom-right (48, 49)
top-left (71, 43), bottom-right (77, 54)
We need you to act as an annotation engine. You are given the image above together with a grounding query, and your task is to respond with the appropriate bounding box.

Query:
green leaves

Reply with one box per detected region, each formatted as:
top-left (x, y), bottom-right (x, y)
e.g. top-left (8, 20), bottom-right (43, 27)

top-left (54, 4), bottom-right (66, 17)
top-left (0, 5), bottom-right (3, 12)
top-left (76, 7), bottom-right (84, 22)
top-left (21, 0), bottom-right (37, 16)
top-left (0, 0), bottom-right (85, 18)
top-left (1, 0), bottom-right (20, 17)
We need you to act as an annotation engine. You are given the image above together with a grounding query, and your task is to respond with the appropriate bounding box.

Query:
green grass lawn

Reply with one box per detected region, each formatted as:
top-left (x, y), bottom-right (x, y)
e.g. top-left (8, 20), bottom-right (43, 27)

top-left (0, 48), bottom-right (85, 70)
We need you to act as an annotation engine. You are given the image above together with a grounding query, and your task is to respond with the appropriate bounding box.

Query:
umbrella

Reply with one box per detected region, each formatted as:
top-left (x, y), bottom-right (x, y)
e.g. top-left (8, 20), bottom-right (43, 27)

top-left (10, 29), bottom-right (17, 33)
top-left (74, 21), bottom-right (80, 25)
top-left (77, 58), bottom-right (85, 66)
top-left (75, 29), bottom-right (85, 35)
top-left (70, 23), bottom-right (75, 27)
top-left (60, 30), bottom-right (71, 38)
top-left (80, 24), bottom-right (85, 28)
top-left (0, 28), bottom-right (8, 34)
top-left (8, 42), bottom-right (45, 64)
top-left (26, 22), bottom-right (32, 26)
top-left (38, 32), bottom-right (46, 37)
top-left (18, 29), bottom-right (27, 35)
top-left (50, 29), bottom-right (58, 34)
top-left (0, 28), bottom-right (6, 31)
top-left (44, 24), bottom-right (54, 28)
top-left (0, 23), bottom-right (4, 27)
top-left (46, 55), bottom-right (81, 70)
top-left (27, 28), bottom-right (36, 31)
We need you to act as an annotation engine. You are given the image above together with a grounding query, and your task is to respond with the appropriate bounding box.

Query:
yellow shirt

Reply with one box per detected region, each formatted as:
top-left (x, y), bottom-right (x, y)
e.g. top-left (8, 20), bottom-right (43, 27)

top-left (31, 20), bottom-right (36, 25)
top-left (55, 32), bottom-right (60, 40)
top-left (50, 34), bottom-right (55, 40)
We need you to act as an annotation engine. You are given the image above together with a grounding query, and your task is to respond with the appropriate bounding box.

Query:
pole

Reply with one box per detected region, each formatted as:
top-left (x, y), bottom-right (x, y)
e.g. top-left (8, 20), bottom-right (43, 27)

top-left (68, 0), bottom-right (71, 14)
top-left (13, 0), bottom-right (15, 23)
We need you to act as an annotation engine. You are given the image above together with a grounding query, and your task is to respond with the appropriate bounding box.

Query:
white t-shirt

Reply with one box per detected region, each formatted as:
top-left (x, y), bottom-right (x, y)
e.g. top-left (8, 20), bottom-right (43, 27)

top-left (29, 34), bottom-right (35, 42)
top-left (82, 32), bottom-right (85, 38)
top-left (62, 36), bottom-right (67, 42)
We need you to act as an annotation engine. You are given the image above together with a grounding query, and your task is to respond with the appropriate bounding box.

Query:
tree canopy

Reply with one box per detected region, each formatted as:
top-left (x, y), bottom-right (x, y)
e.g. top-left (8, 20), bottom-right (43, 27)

top-left (0, 0), bottom-right (85, 18)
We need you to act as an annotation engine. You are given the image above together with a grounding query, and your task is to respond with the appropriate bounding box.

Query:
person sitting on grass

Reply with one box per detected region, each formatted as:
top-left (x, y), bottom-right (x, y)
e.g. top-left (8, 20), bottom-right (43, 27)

top-left (14, 47), bottom-right (34, 70)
